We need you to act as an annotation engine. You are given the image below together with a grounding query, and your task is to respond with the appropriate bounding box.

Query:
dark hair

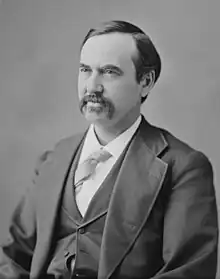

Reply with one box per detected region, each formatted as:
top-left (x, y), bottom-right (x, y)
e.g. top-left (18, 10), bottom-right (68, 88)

top-left (81, 20), bottom-right (161, 103)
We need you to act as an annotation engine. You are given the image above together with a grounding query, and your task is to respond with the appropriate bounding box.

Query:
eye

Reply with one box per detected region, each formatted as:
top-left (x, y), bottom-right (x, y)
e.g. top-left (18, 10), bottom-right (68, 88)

top-left (105, 69), bottom-right (114, 74)
top-left (79, 67), bottom-right (91, 73)
top-left (103, 68), bottom-right (120, 76)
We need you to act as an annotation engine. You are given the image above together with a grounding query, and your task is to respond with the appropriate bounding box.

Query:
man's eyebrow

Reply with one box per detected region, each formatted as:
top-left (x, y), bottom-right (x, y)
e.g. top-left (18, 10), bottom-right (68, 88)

top-left (79, 63), bottom-right (90, 68)
top-left (101, 64), bottom-right (123, 73)
top-left (79, 63), bottom-right (124, 74)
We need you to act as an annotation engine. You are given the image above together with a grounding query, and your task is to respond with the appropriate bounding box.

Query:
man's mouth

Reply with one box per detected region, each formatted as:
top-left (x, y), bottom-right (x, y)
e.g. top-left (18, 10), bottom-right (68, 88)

top-left (87, 101), bottom-right (103, 106)
top-left (85, 96), bottom-right (104, 104)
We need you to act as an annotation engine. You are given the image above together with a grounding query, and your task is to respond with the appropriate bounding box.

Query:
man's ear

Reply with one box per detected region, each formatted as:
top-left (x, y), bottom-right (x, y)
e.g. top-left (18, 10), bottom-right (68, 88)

top-left (141, 70), bottom-right (155, 89)
top-left (140, 70), bottom-right (155, 99)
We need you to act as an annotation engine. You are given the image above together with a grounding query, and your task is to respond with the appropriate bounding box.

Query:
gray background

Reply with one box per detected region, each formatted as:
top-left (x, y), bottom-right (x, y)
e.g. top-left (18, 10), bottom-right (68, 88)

top-left (0, 0), bottom-right (220, 275)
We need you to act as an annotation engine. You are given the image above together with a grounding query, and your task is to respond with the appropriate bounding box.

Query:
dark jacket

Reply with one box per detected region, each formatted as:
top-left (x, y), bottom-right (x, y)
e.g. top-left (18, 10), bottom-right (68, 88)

top-left (0, 117), bottom-right (218, 278)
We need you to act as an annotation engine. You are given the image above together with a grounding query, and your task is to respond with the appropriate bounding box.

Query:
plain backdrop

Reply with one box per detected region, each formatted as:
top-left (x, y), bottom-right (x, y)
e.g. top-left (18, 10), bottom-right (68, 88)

top-left (0, 0), bottom-right (220, 275)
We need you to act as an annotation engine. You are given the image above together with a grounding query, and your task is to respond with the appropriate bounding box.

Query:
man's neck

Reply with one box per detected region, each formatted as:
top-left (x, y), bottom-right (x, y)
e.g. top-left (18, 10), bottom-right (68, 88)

top-left (93, 115), bottom-right (141, 146)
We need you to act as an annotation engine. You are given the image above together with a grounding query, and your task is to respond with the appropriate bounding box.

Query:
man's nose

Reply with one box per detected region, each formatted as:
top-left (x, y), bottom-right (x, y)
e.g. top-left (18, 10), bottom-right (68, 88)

top-left (86, 74), bottom-right (104, 94)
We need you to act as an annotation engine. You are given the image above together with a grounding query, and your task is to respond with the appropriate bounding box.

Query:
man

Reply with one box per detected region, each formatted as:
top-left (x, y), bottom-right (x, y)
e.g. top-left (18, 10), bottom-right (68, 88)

top-left (0, 20), bottom-right (218, 279)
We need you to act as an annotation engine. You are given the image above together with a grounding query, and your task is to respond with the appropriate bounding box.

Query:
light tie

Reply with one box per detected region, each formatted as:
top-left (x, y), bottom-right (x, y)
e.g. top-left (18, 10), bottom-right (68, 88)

top-left (74, 148), bottom-right (112, 188)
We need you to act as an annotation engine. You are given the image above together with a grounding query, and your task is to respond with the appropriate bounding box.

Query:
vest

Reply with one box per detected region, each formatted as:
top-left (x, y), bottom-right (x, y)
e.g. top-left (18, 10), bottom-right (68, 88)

top-left (46, 140), bottom-right (126, 278)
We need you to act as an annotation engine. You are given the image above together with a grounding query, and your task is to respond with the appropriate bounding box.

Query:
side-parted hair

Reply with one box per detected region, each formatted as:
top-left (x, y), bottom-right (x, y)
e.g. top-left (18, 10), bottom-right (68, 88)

top-left (81, 20), bottom-right (161, 103)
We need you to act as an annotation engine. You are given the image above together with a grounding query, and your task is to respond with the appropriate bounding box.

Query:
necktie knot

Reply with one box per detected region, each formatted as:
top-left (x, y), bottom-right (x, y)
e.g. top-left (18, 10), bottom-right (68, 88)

top-left (74, 149), bottom-right (112, 187)
top-left (87, 148), bottom-right (112, 163)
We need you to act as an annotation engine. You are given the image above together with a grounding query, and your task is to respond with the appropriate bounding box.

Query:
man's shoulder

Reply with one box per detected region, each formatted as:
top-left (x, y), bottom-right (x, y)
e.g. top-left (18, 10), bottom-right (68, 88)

top-left (34, 131), bottom-right (86, 176)
top-left (54, 132), bottom-right (86, 152)
top-left (160, 127), bottom-right (196, 154)
top-left (146, 123), bottom-right (210, 171)
top-left (147, 123), bottom-right (211, 169)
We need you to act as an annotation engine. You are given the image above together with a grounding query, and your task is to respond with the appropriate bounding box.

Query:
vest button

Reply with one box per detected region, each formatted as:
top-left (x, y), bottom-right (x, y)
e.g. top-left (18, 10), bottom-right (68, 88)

top-left (78, 227), bottom-right (85, 234)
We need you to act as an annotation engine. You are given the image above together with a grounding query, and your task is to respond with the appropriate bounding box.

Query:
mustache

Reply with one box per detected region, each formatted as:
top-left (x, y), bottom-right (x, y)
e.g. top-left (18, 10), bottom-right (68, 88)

top-left (79, 94), bottom-right (111, 110)
top-left (82, 94), bottom-right (107, 105)
top-left (79, 93), bottom-right (115, 118)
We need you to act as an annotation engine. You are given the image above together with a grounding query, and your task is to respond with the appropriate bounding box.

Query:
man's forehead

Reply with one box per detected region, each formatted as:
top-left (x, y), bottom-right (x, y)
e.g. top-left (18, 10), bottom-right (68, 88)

top-left (80, 33), bottom-right (137, 65)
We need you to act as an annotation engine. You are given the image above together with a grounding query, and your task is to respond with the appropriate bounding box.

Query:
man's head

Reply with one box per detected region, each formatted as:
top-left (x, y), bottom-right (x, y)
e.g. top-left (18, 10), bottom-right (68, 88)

top-left (78, 20), bottom-right (161, 129)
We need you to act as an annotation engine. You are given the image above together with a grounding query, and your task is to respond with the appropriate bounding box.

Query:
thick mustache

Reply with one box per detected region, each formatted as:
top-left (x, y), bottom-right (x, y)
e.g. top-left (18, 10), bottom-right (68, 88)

top-left (80, 94), bottom-right (111, 108)
top-left (79, 94), bottom-right (115, 119)
top-left (79, 94), bottom-right (108, 113)
top-left (82, 95), bottom-right (106, 104)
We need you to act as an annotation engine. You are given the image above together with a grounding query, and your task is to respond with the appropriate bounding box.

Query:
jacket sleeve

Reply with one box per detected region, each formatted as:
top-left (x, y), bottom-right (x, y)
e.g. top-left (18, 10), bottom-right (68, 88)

top-left (0, 151), bottom-right (50, 279)
top-left (153, 151), bottom-right (219, 279)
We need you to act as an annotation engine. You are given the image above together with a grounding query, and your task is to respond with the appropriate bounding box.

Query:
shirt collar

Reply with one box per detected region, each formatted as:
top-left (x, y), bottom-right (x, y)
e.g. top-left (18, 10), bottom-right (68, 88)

top-left (81, 115), bottom-right (142, 162)
top-left (104, 115), bottom-right (142, 158)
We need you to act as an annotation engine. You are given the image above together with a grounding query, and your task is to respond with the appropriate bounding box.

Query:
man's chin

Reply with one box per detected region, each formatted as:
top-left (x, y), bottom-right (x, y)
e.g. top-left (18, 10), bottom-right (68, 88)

top-left (82, 106), bottom-right (107, 122)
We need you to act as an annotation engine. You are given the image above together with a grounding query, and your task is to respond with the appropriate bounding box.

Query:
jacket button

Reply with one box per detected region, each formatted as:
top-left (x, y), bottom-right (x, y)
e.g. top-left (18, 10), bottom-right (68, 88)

top-left (78, 227), bottom-right (85, 234)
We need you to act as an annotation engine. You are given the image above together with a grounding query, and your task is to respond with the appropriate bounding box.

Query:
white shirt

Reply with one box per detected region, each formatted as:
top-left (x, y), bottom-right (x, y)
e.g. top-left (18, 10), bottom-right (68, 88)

top-left (75, 115), bottom-right (142, 216)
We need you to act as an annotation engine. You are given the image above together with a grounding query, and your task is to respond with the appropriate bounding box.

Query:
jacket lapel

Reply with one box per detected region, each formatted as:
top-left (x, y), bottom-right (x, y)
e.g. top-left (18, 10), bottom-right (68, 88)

top-left (30, 132), bottom-right (86, 278)
top-left (98, 118), bottom-right (169, 279)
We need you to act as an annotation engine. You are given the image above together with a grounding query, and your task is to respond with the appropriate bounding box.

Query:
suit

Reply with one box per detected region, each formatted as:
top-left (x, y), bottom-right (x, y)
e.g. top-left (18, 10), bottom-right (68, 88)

top-left (0, 117), bottom-right (218, 278)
